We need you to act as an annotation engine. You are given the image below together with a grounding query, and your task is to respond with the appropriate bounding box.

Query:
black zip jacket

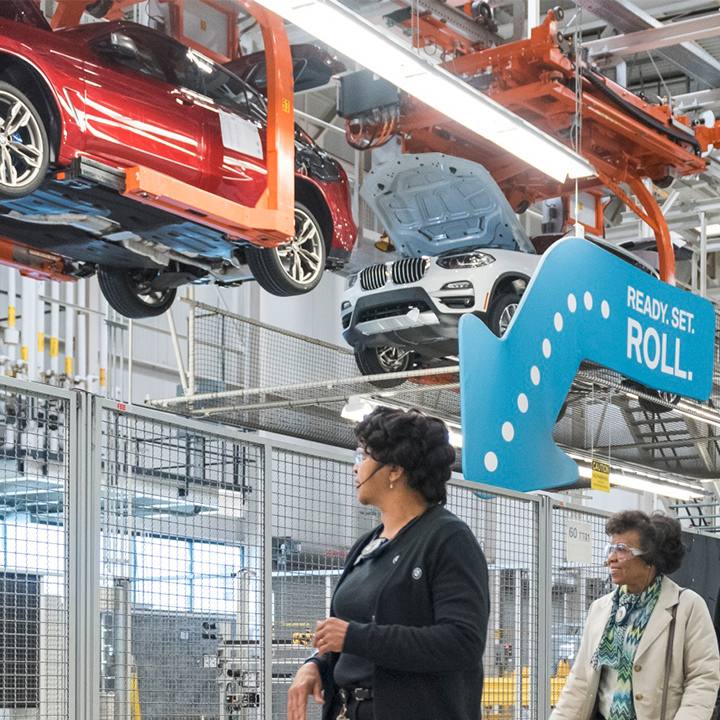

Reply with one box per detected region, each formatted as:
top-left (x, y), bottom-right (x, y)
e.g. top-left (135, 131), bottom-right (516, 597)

top-left (311, 504), bottom-right (490, 720)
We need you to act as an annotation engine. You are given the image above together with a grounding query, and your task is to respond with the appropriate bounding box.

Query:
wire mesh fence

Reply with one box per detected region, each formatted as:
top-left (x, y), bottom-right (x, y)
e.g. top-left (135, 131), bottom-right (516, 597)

top-left (550, 505), bottom-right (611, 707)
top-left (99, 406), bottom-right (265, 720)
top-left (270, 448), bottom-right (367, 720)
top-left (447, 484), bottom-right (540, 720)
top-left (0, 382), bottom-right (70, 720)
top-left (0, 374), bottom-right (716, 720)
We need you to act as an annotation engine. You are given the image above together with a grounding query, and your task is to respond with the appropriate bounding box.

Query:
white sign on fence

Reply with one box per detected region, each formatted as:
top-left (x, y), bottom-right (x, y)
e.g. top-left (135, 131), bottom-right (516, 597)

top-left (566, 519), bottom-right (593, 564)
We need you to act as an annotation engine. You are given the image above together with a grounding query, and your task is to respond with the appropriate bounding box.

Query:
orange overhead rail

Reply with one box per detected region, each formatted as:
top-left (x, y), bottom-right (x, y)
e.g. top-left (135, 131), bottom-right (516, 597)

top-left (50, 0), bottom-right (295, 245)
top-left (0, 237), bottom-right (77, 282)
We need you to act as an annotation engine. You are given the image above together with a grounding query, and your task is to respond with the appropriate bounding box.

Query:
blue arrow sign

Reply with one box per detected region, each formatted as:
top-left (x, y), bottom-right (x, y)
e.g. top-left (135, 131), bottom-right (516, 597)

top-left (459, 237), bottom-right (716, 492)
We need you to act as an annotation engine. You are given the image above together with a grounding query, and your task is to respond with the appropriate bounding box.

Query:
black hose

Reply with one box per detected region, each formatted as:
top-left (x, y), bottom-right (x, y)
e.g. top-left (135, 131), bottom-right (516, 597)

top-left (581, 67), bottom-right (702, 156)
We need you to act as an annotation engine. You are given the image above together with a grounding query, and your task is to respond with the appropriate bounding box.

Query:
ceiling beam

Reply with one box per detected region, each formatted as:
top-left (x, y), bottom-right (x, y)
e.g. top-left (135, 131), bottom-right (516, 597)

top-left (673, 87), bottom-right (720, 112)
top-left (576, 0), bottom-right (720, 88)
top-left (584, 12), bottom-right (720, 58)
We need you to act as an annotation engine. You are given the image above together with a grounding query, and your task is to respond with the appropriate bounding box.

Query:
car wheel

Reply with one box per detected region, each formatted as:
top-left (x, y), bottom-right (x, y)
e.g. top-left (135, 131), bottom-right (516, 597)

top-left (354, 346), bottom-right (415, 388)
top-left (98, 266), bottom-right (177, 319)
top-left (246, 202), bottom-right (327, 296)
top-left (0, 81), bottom-right (49, 199)
top-left (488, 292), bottom-right (521, 337)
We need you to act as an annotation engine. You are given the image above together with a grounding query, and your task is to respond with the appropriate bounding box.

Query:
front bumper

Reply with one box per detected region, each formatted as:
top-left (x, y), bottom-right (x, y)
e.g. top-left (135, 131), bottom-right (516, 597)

top-left (342, 286), bottom-right (475, 359)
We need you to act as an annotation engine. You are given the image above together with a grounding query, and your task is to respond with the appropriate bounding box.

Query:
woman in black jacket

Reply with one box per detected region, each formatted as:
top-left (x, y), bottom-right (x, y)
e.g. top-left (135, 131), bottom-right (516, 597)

top-left (287, 407), bottom-right (490, 720)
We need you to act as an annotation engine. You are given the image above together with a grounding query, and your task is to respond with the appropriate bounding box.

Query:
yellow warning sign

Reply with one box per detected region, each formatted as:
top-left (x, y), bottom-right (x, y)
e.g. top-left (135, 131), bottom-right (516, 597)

top-left (282, 98), bottom-right (291, 113)
top-left (591, 460), bottom-right (610, 493)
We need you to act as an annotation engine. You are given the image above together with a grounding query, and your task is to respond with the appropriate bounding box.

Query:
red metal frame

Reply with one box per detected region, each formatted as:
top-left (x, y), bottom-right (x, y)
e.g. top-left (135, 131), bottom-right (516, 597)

top-left (50, 0), bottom-right (296, 244)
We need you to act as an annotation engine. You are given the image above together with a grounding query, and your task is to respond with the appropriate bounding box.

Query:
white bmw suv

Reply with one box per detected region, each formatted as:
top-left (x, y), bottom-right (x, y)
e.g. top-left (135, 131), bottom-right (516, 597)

top-left (341, 153), bottom-right (541, 378)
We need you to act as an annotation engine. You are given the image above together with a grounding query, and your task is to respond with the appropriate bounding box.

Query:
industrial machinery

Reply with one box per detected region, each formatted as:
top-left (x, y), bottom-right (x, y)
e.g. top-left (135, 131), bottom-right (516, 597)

top-left (339, 4), bottom-right (720, 286)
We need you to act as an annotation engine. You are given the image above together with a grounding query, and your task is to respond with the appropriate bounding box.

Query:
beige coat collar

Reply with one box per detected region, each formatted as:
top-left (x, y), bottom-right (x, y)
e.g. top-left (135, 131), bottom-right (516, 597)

top-left (634, 576), bottom-right (681, 661)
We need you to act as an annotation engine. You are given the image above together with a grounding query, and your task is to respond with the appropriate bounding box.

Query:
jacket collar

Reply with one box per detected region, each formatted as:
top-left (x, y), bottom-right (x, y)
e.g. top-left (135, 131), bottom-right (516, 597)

top-left (634, 576), bottom-right (681, 660)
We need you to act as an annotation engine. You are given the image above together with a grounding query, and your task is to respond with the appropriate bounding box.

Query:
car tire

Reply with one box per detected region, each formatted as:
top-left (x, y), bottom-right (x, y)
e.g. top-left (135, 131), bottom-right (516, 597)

top-left (246, 202), bottom-right (327, 296)
top-left (354, 346), bottom-right (415, 388)
top-left (487, 292), bottom-right (521, 337)
top-left (98, 266), bottom-right (177, 319)
top-left (0, 81), bottom-right (50, 199)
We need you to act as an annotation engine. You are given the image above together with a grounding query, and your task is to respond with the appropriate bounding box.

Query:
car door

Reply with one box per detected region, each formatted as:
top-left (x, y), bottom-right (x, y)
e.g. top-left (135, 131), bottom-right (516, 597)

top-left (81, 26), bottom-right (205, 186)
top-left (174, 52), bottom-right (269, 208)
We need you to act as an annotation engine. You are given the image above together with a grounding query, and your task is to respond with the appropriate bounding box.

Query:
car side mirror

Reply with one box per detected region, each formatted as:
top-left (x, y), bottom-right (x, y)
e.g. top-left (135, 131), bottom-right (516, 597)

top-left (97, 33), bottom-right (139, 61)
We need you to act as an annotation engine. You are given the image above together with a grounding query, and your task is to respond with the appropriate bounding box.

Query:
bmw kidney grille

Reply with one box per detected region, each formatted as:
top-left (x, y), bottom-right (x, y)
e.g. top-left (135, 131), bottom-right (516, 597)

top-left (391, 257), bottom-right (430, 285)
top-left (359, 264), bottom-right (389, 290)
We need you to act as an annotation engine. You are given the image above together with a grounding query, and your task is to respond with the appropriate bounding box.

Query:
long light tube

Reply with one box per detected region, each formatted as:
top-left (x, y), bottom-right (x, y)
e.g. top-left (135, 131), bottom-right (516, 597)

top-left (255, 0), bottom-right (595, 182)
top-left (574, 461), bottom-right (704, 501)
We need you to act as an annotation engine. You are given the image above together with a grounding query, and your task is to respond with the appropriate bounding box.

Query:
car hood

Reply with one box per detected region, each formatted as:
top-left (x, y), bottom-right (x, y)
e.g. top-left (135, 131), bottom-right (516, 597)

top-left (360, 153), bottom-right (536, 258)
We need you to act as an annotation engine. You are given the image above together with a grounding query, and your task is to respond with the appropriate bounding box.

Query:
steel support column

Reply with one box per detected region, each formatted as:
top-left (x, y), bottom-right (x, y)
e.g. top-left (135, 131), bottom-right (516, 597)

top-left (68, 391), bottom-right (102, 720)
top-left (537, 497), bottom-right (553, 720)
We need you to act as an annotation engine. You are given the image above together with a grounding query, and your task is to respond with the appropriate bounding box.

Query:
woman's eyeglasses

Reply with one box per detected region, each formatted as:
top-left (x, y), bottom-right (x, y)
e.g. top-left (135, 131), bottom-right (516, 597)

top-left (354, 447), bottom-right (369, 465)
top-left (604, 543), bottom-right (643, 560)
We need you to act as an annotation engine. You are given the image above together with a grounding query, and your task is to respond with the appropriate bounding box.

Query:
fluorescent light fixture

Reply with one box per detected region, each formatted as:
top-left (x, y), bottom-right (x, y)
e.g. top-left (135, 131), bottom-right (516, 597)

top-left (341, 395), bottom-right (374, 422)
top-left (341, 395), bottom-right (463, 447)
top-left (447, 428), bottom-right (464, 448)
top-left (255, 0), bottom-right (595, 183)
top-left (575, 461), bottom-right (704, 501)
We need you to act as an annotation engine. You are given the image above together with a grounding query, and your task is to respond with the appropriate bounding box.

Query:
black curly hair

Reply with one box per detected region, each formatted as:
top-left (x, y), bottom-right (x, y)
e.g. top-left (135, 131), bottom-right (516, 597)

top-left (354, 407), bottom-right (456, 504)
top-left (605, 510), bottom-right (685, 574)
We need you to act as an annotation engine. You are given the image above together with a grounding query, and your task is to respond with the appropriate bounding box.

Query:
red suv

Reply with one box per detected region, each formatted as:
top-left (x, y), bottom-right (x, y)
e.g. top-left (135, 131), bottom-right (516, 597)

top-left (0, 2), bottom-right (356, 316)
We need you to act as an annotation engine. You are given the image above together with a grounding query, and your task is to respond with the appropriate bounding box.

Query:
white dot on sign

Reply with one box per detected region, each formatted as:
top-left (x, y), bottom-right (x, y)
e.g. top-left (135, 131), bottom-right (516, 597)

top-left (543, 339), bottom-right (551, 358)
top-left (484, 452), bottom-right (498, 472)
top-left (554, 313), bottom-right (563, 332)
top-left (517, 393), bottom-right (529, 413)
top-left (502, 422), bottom-right (514, 441)
top-left (531, 366), bottom-right (540, 385)
top-left (567, 294), bottom-right (577, 312)
top-left (689, 371), bottom-right (693, 381)
top-left (601, 300), bottom-right (610, 319)
top-left (584, 292), bottom-right (593, 310)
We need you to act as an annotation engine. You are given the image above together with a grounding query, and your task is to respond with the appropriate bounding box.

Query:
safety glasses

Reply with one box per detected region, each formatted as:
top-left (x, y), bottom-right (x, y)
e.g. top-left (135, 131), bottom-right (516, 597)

top-left (604, 543), bottom-right (643, 561)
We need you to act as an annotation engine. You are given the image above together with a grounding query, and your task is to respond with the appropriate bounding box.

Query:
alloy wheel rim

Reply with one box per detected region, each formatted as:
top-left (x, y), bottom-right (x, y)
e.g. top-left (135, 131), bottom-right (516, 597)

top-left (0, 91), bottom-right (44, 190)
top-left (498, 303), bottom-right (518, 336)
top-left (275, 208), bottom-right (323, 286)
top-left (376, 347), bottom-right (411, 372)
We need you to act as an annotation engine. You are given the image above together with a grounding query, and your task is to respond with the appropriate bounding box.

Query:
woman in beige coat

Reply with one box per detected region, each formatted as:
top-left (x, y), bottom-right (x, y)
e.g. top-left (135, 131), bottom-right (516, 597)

top-left (551, 510), bottom-right (720, 720)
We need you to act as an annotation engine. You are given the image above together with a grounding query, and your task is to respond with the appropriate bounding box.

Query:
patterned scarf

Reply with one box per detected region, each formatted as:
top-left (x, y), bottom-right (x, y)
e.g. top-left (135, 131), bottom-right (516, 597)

top-left (591, 575), bottom-right (664, 720)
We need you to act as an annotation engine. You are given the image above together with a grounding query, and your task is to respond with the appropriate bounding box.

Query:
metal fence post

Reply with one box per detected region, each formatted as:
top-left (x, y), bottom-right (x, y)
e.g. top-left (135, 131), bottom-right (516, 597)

top-left (537, 495), bottom-right (554, 720)
top-left (68, 391), bottom-right (101, 720)
top-left (264, 441), bottom-right (274, 720)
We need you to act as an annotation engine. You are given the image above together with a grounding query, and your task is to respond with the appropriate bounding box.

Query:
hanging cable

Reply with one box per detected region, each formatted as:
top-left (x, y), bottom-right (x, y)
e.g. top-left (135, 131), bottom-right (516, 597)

top-left (572, 6), bottom-right (584, 237)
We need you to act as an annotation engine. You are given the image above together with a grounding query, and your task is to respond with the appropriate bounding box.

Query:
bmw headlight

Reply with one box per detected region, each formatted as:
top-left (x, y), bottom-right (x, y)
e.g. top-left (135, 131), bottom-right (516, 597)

top-left (347, 273), bottom-right (358, 289)
top-left (437, 251), bottom-right (496, 269)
